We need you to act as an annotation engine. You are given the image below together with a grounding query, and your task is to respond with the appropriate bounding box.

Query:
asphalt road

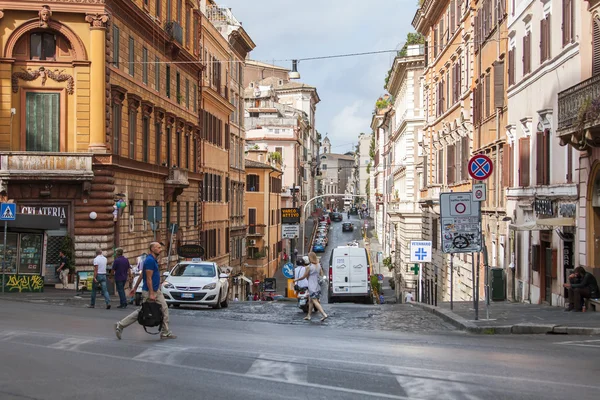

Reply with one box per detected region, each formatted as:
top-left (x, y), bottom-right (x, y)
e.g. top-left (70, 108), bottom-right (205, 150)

top-left (1, 299), bottom-right (600, 399)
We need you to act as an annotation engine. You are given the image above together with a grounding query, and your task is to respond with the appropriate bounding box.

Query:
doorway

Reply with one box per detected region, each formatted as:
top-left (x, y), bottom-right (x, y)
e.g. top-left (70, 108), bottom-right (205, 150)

top-left (541, 232), bottom-right (552, 304)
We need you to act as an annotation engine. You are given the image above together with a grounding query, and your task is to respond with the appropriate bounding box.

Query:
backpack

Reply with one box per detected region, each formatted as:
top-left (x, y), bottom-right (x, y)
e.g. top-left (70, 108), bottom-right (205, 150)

top-left (137, 301), bottom-right (163, 334)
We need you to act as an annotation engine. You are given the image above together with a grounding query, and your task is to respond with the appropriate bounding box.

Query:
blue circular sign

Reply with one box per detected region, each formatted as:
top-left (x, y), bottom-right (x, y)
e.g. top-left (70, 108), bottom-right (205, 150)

top-left (282, 262), bottom-right (295, 279)
top-left (468, 154), bottom-right (493, 181)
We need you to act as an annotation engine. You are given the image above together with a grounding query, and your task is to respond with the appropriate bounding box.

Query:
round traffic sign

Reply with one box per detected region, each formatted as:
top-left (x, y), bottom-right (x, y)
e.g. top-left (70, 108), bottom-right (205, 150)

top-left (455, 203), bottom-right (467, 214)
top-left (282, 262), bottom-right (294, 279)
top-left (468, 154), bottom-right (493, 181)
top-left (474, 189), bottom-right (483, 199)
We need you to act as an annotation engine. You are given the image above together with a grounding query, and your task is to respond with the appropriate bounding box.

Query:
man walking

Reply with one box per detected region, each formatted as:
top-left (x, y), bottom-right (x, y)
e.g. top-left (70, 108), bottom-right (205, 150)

top-left (114, 242), bottom-right (176, 340)
top-left (56, 250), bottom-right (69, 290)
top-left (88, 249), bottom-right (111, 309)
top-left (111, 248), bottom-right (130, 309)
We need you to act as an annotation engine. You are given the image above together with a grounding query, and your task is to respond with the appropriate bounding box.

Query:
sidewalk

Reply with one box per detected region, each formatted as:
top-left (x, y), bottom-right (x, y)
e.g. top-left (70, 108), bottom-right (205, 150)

top-left (0, 287), bottom-right (95, 306)
top-left (412, 300), bottom-right (600, 335)
top-left (362, 217), bottom-right (396, 304)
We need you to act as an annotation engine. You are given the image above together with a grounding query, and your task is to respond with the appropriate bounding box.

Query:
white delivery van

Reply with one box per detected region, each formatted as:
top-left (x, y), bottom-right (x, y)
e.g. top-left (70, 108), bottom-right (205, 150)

top-left (327, 246), bottom-right (371, 304)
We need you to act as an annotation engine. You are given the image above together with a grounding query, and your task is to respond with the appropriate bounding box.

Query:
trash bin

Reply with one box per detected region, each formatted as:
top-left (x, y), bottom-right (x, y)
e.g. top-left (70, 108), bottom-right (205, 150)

top-left (490, 267), bottom-right (505, 301)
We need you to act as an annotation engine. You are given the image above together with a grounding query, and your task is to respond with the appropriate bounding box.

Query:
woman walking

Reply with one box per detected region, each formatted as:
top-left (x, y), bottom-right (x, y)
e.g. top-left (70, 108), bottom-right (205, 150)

top-left (295, 252), bottom-right (328, 322)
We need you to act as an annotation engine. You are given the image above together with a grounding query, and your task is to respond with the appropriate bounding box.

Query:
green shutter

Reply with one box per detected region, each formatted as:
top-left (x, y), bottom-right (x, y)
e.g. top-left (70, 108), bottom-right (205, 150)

top-left (26, 92), bottom-right (60, 152)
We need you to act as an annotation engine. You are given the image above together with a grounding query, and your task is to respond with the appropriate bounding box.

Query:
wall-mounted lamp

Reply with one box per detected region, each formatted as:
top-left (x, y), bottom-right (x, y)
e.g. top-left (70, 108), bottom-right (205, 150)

top-left (89, 211), bottom-right (97, 220)
top-left (289, 60), bottom-right (300, 80)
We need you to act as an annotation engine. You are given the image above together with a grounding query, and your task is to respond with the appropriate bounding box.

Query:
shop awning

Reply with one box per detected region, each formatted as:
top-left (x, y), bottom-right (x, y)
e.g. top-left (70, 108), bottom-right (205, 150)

top-left (8, 214), bottom-right (61, 230)
top-left (238, 275), bottom-right (253, 284)
top-left (510, 217), bottom-right (575, 231)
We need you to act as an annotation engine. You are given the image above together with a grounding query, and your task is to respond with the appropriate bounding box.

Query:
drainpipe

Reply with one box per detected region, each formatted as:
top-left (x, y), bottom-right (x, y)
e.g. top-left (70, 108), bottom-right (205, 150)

top-left (495, 9), bottom-right (502, 271)
top-left (268, 169), bottom-right (277, 277)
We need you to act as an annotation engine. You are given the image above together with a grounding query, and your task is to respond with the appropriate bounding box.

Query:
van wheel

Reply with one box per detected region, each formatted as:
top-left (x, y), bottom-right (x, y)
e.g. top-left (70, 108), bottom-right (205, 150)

top-left (364, 296), bottom-right (373, 305)
top-left (328, 294), bottom-right (334, 304)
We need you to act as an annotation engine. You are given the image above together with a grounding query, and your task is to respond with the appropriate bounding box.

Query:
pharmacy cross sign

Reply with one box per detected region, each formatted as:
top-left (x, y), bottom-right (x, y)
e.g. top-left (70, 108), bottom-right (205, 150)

top-left (468, 154), bottom-right (493, 181)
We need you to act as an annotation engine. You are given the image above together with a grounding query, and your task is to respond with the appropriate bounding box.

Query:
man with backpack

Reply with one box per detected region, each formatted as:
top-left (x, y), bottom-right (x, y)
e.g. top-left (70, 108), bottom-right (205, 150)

top-left (114, 242), bottom-right (176, 340)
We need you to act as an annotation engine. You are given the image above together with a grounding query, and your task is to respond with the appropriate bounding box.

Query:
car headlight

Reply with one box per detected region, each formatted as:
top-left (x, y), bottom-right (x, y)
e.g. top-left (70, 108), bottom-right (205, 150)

top-left (163, 282), bottom-right (175, 289)
top-left (203, 282), bottom-right (217, 290)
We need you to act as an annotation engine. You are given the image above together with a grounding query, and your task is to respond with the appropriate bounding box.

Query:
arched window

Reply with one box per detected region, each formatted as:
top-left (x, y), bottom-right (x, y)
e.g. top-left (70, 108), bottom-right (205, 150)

top-left (594, 18), bottom-right (600, 76)
top-left (13, 31), bottom-right (73, 62)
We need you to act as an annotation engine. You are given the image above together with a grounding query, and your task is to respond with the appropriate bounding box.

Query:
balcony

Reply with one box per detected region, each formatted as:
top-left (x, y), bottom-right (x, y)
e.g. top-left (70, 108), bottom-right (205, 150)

top-left (247, 224), bottom-right (266, 237)
top-left (164, 167), bottom-right (189, 202)
top-left (0, 153), bottom-right (93, 181)
top-left (164, 21), bottom-right (183, 58)
top-left (557, 74), bottom-right (600, 149)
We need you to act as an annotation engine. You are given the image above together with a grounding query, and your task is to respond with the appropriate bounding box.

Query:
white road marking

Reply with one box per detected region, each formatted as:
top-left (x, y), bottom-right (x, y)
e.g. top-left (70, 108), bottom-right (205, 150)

top-left (394, 374), bottom-right (482, 400)
top-left (0, 331), bottom-right (22, 341)
top-left (49, 337), bottom-right (93, 350)
top-left (555, 339), bottom-right (600, 345)
top-left (133, 346), bottom-right (190, 364)
top-left (246, 354), bottom-right (307, 384)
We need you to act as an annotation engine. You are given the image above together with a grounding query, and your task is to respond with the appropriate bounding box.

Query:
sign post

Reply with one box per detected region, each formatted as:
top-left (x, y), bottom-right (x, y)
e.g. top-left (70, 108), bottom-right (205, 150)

top-left (410, 241), bottom-right (432, 303)
top-left (0, 203), bottom-right (16, 294)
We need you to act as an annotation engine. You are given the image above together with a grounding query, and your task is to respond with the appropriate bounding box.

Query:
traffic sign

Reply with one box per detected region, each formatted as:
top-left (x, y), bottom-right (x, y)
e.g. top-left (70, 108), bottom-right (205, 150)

top-left (282, 262), bottom-right (294, 279)
top-left (410, 241), bottom-right (432, 262)
top-left (440, 192), bottom-right (482, 254)
top-left (473, 183), bottom-right (486, 202)
top-left (282, 224), bottom-right (300, 239)
top-left (410, 264), bottom-right (420, 275)
top-left (0, 203), bottom-right (16, 221)
top-left (468, 154), bottom-right (493, 181)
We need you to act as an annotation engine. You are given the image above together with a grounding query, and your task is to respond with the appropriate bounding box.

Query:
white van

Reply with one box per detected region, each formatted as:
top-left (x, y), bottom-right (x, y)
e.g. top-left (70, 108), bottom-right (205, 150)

top-left (327, 246), bottom-right (371, 304)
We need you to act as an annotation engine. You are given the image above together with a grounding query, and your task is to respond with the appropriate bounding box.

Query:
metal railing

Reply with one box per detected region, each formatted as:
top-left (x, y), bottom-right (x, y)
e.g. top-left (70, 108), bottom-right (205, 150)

top-left (557, 74), bottom-right (600, 132)
top-left (165, 21), bottom-right (183, 45)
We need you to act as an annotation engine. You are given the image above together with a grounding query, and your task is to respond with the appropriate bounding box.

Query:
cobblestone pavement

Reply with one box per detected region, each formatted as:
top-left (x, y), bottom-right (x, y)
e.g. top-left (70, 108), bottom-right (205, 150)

top-left (172, 301), bottom-right (457, 333)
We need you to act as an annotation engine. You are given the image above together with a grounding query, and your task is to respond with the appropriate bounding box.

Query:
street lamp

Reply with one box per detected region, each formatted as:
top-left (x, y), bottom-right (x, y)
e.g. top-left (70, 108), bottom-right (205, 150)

top-left (289, 60), bottom-right (301, 79)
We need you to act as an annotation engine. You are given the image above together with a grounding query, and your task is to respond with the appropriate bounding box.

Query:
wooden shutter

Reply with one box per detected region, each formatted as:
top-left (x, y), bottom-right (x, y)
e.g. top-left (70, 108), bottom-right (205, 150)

top-left (519, 137), bottom-right (530, 187)
top-left (494, 60), bottom-right (505, 108)
top-left (424, 40), bottom-right (429, 67)
top-left (562, 0), bottom-right (571, 46)
top-left (540, 18), bottom-right (546, 62)
top-left (523, 32), bottom-right (531, 74)
top-left (509, 144), bottom-right (514, 187)
top-left (536, 131), bottom-right (544, 185)
top-left (508, 49), bottom-right (515, 85)
top-left (543, 129), bottom-right (550, 184)
top-left (447, 144), bottom-right (455, 184)
top-left (438, 149), bottom-right (444, 184)
top-left (450, 0), bottom-right (456, 34)
top-left (457, 0), bottom-right (462, 28)
top-left (531, 244), bottom-right (540, 272)
top-left (434, 25), bottom-right (438, 58)
top-left (462, 135), bottom-right (470, 180)
top-left (498, 0), bottom-right (505, 21)
top-left (593, 19), bottom-right (600, 76)
top-left (485, 74), bottom-right (491, 117)
top-left (503, 144), bottom-right (511, 189)
top-left (551, 249), bottom-right (558, 279)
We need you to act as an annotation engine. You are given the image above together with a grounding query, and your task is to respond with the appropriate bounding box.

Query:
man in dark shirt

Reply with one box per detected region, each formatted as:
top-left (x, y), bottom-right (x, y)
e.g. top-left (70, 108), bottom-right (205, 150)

top-left (56, 251), bottom-right (69, 290)
top-left (564, 266), bottom-right (600, 312)
top-left (111, 248), bottom-right (130, 309)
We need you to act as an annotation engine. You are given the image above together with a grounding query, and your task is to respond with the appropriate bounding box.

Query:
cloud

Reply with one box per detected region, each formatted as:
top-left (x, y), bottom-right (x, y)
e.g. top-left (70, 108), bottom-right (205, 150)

top-left (328, 101), bottom-right (372, 152)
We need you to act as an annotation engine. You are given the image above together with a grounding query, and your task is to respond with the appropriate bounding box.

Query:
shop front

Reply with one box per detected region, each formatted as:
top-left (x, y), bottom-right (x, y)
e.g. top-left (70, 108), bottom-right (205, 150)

top-left (0, 214), bottom-right (60, 292)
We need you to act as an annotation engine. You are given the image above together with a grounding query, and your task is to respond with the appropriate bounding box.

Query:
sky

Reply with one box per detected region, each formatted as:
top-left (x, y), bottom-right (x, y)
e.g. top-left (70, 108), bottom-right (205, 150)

top-left (221, 0), bottom-right (417, 154)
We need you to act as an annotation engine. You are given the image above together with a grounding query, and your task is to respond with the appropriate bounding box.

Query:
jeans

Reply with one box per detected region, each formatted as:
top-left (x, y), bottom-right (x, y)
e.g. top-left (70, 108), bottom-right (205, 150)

top-left (115, 280), bottom-right (127, 306)
top-left (118, 290), bottom-right (171, 336)
top-left (91, 274), bottom-right (110, 306)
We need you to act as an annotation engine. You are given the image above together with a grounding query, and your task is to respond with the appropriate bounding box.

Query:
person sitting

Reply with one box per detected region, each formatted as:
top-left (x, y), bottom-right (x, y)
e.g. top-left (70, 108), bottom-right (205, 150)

top-left (564, 266), bottom-right (600, 312)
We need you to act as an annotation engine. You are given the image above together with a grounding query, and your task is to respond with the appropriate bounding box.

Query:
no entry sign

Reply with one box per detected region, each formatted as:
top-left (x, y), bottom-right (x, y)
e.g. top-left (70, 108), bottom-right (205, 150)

top-left (468, 154), bottom-right (493, 181)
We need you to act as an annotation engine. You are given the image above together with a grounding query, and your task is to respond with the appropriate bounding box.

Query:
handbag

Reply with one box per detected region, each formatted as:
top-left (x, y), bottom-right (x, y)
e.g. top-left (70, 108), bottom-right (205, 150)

top-left (137, 301), bottom-right (163, 335)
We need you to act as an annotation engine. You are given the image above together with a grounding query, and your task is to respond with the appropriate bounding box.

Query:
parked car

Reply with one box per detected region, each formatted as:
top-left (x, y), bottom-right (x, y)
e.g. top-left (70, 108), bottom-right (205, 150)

top-left (316, 234), bottom-right (328, 245)
top-left (342, 222), bottom-right (354, 232)
top-left (161, 261), bottom-right (229, 309)
top-left (331, 212), bottom-right (343, 222)
top-left (319, 214), bottom-right (331, 225)
top-left (350, 206), bottom-right (359, 215)
top-left (313, 241), bottom-right (326, 252)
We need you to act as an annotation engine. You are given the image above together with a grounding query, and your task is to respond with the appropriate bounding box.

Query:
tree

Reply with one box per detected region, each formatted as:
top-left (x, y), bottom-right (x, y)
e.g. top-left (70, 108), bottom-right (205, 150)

top-left (365, 177), bottom-right (371, 197)
top-left (369, 135), bottom-right (376, 160)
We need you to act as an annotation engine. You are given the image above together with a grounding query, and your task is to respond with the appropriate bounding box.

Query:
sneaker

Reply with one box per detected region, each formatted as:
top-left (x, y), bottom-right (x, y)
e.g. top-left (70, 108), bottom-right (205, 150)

top-left (87, 305), bottom-right (95, 308)
top-left (160, 333), bottom-right (177, 340)
top-left (106, 305), bottom-right (111, 310)
top-left (114, 323), bottom-right (122, 340)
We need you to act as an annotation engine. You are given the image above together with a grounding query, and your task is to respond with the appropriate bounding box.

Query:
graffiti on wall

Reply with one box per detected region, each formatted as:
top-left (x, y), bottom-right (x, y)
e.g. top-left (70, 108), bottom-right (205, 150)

top-left (3, 275), bottom-right (44, 292)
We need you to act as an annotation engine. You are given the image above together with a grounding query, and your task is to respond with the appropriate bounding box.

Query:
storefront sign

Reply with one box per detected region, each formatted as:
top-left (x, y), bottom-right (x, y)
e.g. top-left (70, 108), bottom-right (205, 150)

top-left (178, 244), bottom-right (205, 259)
top-left (281, 208), bottom-right (301, 224)
top-left (20, 205), bottom-right (68, 226)
top-left (563, 241), bottom-right (573, 269)
top-left (534, 199), bottom-right (553, 216)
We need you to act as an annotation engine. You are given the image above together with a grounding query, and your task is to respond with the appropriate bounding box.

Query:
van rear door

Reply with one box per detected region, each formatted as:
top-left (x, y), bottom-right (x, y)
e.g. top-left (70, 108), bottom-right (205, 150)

top-left (331, 252), bottom-right (350, 295)
top-left (348, 250), bottom-right (368, 295)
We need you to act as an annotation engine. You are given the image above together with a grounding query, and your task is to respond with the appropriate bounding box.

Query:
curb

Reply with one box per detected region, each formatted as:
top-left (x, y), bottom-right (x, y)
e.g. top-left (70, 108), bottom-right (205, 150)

top-left (410, 302), bottom-right (600, 335)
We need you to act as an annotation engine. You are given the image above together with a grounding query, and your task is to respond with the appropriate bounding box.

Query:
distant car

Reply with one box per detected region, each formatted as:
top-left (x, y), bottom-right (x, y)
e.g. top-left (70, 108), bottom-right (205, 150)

top-left (319, 214), bottom-right (331, 225)
top-left (161, 261), bottom-right (229, 309)
top-left (331, 212), bottom-right (343, 222)
top-left (313, 242), bottom-right (326, 252)
top-left (350, 207), bottom-right (359, 215)
top-left (316, 234), bottom-right (328, 245)
top-left (342, 222), bottom-right (354, 232)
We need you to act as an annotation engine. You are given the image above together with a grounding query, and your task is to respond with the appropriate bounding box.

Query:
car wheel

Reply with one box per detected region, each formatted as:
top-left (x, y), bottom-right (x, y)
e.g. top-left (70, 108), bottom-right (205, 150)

top-left (213, 290), bottom-right (223, 309)
top-left (220, 296), bottom-right (229, 308)
top-left (172, 303), bottom-right (180, 308)
top-left (134, 293), bottom-right (142, 306)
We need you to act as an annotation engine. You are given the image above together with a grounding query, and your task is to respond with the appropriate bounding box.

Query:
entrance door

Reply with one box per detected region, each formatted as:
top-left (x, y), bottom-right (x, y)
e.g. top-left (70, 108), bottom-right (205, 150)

top-left (26, 92), bottom-right (60, 151)
top-left (594, 207), bottom-right (600, 267)
top-left (542, 241), bottom-right (552, 304)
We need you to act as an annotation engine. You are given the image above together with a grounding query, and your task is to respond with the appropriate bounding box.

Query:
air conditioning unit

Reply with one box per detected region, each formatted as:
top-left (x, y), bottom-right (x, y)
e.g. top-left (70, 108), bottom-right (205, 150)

top-left (129, 215), bottom-right (135, 233)
top-left (248, 239), bottom-right (256, 246)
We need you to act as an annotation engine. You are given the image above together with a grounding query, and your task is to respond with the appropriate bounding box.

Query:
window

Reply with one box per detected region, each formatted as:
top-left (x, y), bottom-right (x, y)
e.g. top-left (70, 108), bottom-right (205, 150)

top-left (30, 32), bottom-right (56, 61)
top-left (166, 125), bottom-right (172, 166)
top-left (523, 31), bottom-right (531, 75)
top-left (518, 137), bottom-right (530, 186)
top-left (142, 116), bottom-right (149, 163)
top-left (128, 36), bottom-right (134, 77)
top-left (193, 84), bottom-right (197, 112)
top-left (194, 202), bottom-right (198, 226)
top-left (503, 143), bottom-right (514, 188)
top-left (562, 0), bottom-right (574, 46)
top-left (508, 48), bottom-right (515, 86)
top-left (176, 71), bottom-right (181, 104)
top-left (186, 78), bottom-right (189, 108)
top-left (485, 74), bottom-right (491, 118)
top-left (129, 107), bottom-right (137, 159)
top-left (112, 26), bottom-right (119, 67)
top-left (166, 65), bottom-right (171, 98)
top-left (193, 137), bottom-right (197, 172)
top-left (437, 149), bottom-right (443, 184)
top-left (113, 102), bottom-right (122, 155)
top-left (176, 128), bottom-right (181, 166)
top-left (155, 121), bottom-right (161, 165)
top-left (461, 135), bottom-right (470, 181)
top-left (247, 175), bottom-right (259, 191)
top-left (185, 5), bottom-right (191, 47)
top-left (155, 57), bottom-right (160, 92)
top-left (540, 15), bottom-right (551, 63)
top-left (447, 144), bottom-right (455, 184)
top-left (432, 219), bottom-right (438, 249)
top-left (185, 134), bottom-right (189, 169)
top-left (594, 19), bottom-right (600, 76)
top-left (156, 0), bottom-right (161, 18)
top-left (193, 15), bottom-right (199, 55)
top-left (536, 130), bottom-right (550, 185)
top-left (142, 201), bottom-right (148, 227)
top-left (177, 0), bottom-right (182, 22)
top-left (167, 0), bottom-right (171, 21)
top-left (25, 93), bottom-right (60, 151)
top-left (493, 60), bottom-right (504, 108)
top-left (142, 47), bottom-right (148, 84)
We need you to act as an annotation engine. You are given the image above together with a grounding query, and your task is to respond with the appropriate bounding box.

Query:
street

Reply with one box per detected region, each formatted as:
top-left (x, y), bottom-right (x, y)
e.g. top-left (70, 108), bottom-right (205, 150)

top-left (0, 220), bottom-right (599, 400)
top-left (1, 299), bottom-right (600, 399)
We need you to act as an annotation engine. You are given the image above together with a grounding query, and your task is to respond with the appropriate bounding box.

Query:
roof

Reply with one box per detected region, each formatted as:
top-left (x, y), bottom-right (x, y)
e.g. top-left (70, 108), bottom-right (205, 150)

top-left (246, 60), bottom-right (289, 72)
top-left (321, 153), bottom-right (355, 161)
top-left (245, 159), bottom-right (282, 172)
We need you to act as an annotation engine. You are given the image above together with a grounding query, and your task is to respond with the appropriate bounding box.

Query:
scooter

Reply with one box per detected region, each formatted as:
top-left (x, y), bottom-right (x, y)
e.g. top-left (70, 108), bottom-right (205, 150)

top-left (297, 287), bottom-right (310, 313)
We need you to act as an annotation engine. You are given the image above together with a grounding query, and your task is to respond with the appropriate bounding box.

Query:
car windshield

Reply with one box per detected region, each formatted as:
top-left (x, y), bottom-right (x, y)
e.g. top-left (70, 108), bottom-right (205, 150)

top-left (171, 263), bottom-right (216, 277)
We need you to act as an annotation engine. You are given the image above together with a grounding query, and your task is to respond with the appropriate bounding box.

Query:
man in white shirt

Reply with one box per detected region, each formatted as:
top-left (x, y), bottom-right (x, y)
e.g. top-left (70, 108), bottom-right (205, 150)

top-left (405, 292), bottom-right (414, 303)
top-left (294, 256), bottom-right (309, 291)
top-left (88, 249), bottom-right (111, 309)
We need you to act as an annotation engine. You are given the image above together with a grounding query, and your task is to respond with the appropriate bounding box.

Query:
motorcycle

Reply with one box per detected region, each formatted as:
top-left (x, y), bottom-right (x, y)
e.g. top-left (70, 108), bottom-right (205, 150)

top-left (297, 287), bottom-right (310, 313)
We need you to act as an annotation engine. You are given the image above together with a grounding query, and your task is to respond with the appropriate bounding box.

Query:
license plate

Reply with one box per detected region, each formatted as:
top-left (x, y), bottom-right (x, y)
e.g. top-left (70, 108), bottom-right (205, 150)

top-left (299, 299), bottom-right (307, 306)
top-left (181, 293), bottom-right (194, 299)
top-left (336, 287), bottom-right (349, 292)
